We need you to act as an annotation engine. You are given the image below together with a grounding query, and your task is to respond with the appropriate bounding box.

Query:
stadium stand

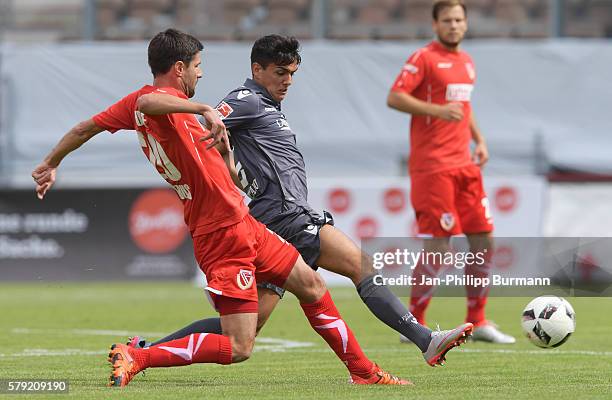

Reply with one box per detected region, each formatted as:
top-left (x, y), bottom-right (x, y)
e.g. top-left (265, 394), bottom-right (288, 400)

top-left (1, 0), bottom-right (611, 42)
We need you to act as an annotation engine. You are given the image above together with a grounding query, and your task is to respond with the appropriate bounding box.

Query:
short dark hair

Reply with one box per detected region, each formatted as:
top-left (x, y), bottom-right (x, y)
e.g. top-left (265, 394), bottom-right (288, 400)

top-left (250, 35), bottom-right (301, 69)
top-left (432, 0), bottom-right (467, 21)
top-left (148, 29), bottom-right (203, 76)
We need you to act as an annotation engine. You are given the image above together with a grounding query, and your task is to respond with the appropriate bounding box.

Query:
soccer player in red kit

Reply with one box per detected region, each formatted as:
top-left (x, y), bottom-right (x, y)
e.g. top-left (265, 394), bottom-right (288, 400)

top-left (387, 0), bottom-right (515, 343)
top-left (32, 29), bottom-right (410, 386)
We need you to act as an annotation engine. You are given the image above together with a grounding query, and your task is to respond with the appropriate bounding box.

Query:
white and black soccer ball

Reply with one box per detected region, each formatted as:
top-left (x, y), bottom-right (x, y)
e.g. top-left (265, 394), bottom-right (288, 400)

top-left (521, 296), bottom-right (576, 348)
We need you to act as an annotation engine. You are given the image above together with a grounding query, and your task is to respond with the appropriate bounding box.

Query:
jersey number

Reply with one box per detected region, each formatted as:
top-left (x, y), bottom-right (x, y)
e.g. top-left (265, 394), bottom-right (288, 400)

top-left (137, 132), bottom-right (182, 182)
top-left (235, 161), bottom-right (249, 189)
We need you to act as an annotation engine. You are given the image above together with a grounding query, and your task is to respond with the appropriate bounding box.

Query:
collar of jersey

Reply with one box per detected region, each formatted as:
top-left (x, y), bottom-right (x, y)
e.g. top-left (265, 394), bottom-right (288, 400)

top-left (143, 85), bottom-right (188, 99)
top-left (243, 78), bottom-right (281, 108)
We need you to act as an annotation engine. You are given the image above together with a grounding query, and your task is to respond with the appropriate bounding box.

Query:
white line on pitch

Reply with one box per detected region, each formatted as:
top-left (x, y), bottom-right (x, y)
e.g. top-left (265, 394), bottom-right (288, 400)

top-left (5, 328), bottom-right (315, 357)
top-left (2, 346), bottom-right (609, 358)
top-left (0, 349), bottom-right (108, 358)
top-left (287, 347), bottom-right (612, 357)
top-left (456, 348), bottom-right (612, 357)
top-left (11, 328), bottom-right (167, 337)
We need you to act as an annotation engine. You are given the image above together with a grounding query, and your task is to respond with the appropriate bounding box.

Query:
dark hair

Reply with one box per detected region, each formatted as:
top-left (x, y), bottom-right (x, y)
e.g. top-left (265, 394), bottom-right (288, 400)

top-left (250, 35), bottom-right (301, 69)
top-left (432, 0), bottom-right (467, 21)
top-left (148, 29), bottom-right (203, 76)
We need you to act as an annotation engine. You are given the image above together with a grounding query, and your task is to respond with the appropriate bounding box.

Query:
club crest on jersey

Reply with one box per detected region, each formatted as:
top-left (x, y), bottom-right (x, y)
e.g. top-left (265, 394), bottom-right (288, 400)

top-left (215, 101), bottom-right (234, 120)
top-left (440, 213), bottom-right (455, 232)
top-left (465, 62), bottom-right (475, 80)
top-left (237, 269), bottom-right (254, 290)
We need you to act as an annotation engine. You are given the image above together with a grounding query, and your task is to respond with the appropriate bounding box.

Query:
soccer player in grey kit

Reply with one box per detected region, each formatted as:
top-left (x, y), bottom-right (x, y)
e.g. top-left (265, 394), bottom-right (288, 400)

top-left (129, 35), bottom-right (472, 366)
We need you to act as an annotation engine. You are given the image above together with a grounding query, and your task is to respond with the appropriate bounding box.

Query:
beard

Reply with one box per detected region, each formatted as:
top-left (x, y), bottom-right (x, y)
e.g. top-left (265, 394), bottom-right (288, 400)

top-left (438, 33), bottom-right (464, 49)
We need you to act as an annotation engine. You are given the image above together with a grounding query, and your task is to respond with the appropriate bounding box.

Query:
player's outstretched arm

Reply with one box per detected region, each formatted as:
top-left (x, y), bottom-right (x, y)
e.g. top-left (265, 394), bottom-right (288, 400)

top-left (31, 119), bottom-right (105, 199)
top-left (136, 93), bottom-right (212, 115)
top-left (387, 91), bottom-right (464, 121)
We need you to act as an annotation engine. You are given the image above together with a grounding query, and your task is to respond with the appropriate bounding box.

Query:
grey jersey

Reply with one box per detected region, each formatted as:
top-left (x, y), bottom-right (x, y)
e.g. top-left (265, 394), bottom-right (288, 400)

top-left (216, 78), bottom-right (312, 225)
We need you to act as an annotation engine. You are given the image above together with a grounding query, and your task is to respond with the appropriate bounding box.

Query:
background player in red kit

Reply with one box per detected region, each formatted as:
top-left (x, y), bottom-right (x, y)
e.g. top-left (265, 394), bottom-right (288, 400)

top-left (387, 0), bottom-right (515, 343)
top-left (32, 29), bottom-right (410, 386)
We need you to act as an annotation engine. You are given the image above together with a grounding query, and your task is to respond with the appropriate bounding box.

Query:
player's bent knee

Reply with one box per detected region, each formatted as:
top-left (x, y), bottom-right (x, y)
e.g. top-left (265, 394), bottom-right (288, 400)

top-left (302, 269), bottom-right (327, 302)
top-left (345, 252), bottom-right (372, 284)
top-left (285, 259), bottom-right (327, 303)
top-left (229, 336), bottom-right (255, 363)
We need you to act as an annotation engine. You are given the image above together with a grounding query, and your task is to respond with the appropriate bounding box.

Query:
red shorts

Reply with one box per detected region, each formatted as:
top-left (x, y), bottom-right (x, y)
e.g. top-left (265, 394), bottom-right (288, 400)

top-left (410, 164), bottom-right (494, 237)
top-left (193, 213), bottom-right (299, 309)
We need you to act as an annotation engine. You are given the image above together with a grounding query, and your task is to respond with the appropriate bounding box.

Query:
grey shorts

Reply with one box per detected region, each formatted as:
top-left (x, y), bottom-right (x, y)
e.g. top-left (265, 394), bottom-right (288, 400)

top-left (256, 208), bottom-right (334, 298)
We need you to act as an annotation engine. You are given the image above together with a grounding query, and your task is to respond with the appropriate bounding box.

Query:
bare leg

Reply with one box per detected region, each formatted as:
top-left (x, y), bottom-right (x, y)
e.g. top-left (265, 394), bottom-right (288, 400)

top-left (255, 288), bottom-right (281, 335)
top-left (316, 225), bottom-right (432, 351)
top-left (220, 312), bottom-right (258, 363)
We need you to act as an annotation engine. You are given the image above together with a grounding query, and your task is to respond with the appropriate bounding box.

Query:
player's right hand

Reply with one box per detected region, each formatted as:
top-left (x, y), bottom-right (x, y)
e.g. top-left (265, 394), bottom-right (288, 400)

top-left (200, 125), bottom-right (231, 154)
top-left (436, 102), bottom-right (464, 121)
top-left (31, 162), bottom-right (57, 200)
top-left (200, 109), bottom-right (230, 151)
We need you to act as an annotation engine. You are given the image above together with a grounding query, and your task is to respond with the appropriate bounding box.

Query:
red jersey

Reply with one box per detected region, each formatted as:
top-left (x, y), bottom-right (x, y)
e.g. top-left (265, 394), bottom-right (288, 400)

top-left (93, 85), bottom-right (248, 236)
top-left (391, 41), bottom-right (476, 175)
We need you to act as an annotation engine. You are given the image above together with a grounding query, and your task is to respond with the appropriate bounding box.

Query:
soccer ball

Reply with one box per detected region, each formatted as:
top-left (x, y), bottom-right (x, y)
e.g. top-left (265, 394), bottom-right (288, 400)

top-left (521, 296), bottom-right (576, 348)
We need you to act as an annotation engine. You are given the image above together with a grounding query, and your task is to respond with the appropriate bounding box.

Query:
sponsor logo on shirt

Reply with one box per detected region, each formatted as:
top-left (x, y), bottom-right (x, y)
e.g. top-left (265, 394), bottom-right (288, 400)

top-left (264, 107), bottom-right (277, 112)
top-left (215, 101), bottom-right (234, 119)
top-left (237, 89), bottom-right (252, 100)
top-left (236, 269), bottom-right (254, 290)
top-left (437, 62), bottom-right (453, 69)
top-left (402, 63), bottom-right (419, 74)
top-left (445, 84), bottom-right (474, 102)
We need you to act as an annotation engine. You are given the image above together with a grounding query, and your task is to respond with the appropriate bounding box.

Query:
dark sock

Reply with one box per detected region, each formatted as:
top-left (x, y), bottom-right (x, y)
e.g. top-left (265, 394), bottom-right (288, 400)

top-left (150, 318), bottom-right (222, 347)
top-left (356, 274), bottom-right (432, 352)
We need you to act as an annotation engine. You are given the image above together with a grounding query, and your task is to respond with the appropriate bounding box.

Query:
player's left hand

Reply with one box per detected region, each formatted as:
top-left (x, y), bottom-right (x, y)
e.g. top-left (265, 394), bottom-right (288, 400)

top-left (31, 162), bottom-right (57, 200)
top-left (473, 142), bottom-right (489, 167)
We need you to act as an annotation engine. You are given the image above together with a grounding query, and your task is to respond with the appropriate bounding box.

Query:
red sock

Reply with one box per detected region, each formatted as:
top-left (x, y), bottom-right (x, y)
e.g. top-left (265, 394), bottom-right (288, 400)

top-left (465, 259), bottom-right (491, 325)
top-left (301, 291), bottom-right (374, 377)
top-left (133, 333), bottom-right (232, 368)
top-left (409, 262), bottom-right (443, 326)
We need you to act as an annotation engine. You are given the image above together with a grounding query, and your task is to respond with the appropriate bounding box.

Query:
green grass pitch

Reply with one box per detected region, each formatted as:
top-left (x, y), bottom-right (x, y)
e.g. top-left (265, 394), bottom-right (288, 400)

top-left (1, 282), bottom-right (611, 399)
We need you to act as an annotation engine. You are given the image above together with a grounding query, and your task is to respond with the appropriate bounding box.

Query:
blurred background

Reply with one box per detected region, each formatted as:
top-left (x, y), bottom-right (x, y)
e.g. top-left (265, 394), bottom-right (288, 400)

top-left (1, 0), bottom-right (611, 282)
top-left (2, 0), bottom-right (611, 41)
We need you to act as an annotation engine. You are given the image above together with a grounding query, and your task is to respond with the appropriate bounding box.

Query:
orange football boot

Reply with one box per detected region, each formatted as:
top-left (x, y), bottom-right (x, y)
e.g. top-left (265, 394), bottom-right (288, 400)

top-left (350, 364), bottom-right (413, 385)
top-left (108, 343), bottom-right (145, 387)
